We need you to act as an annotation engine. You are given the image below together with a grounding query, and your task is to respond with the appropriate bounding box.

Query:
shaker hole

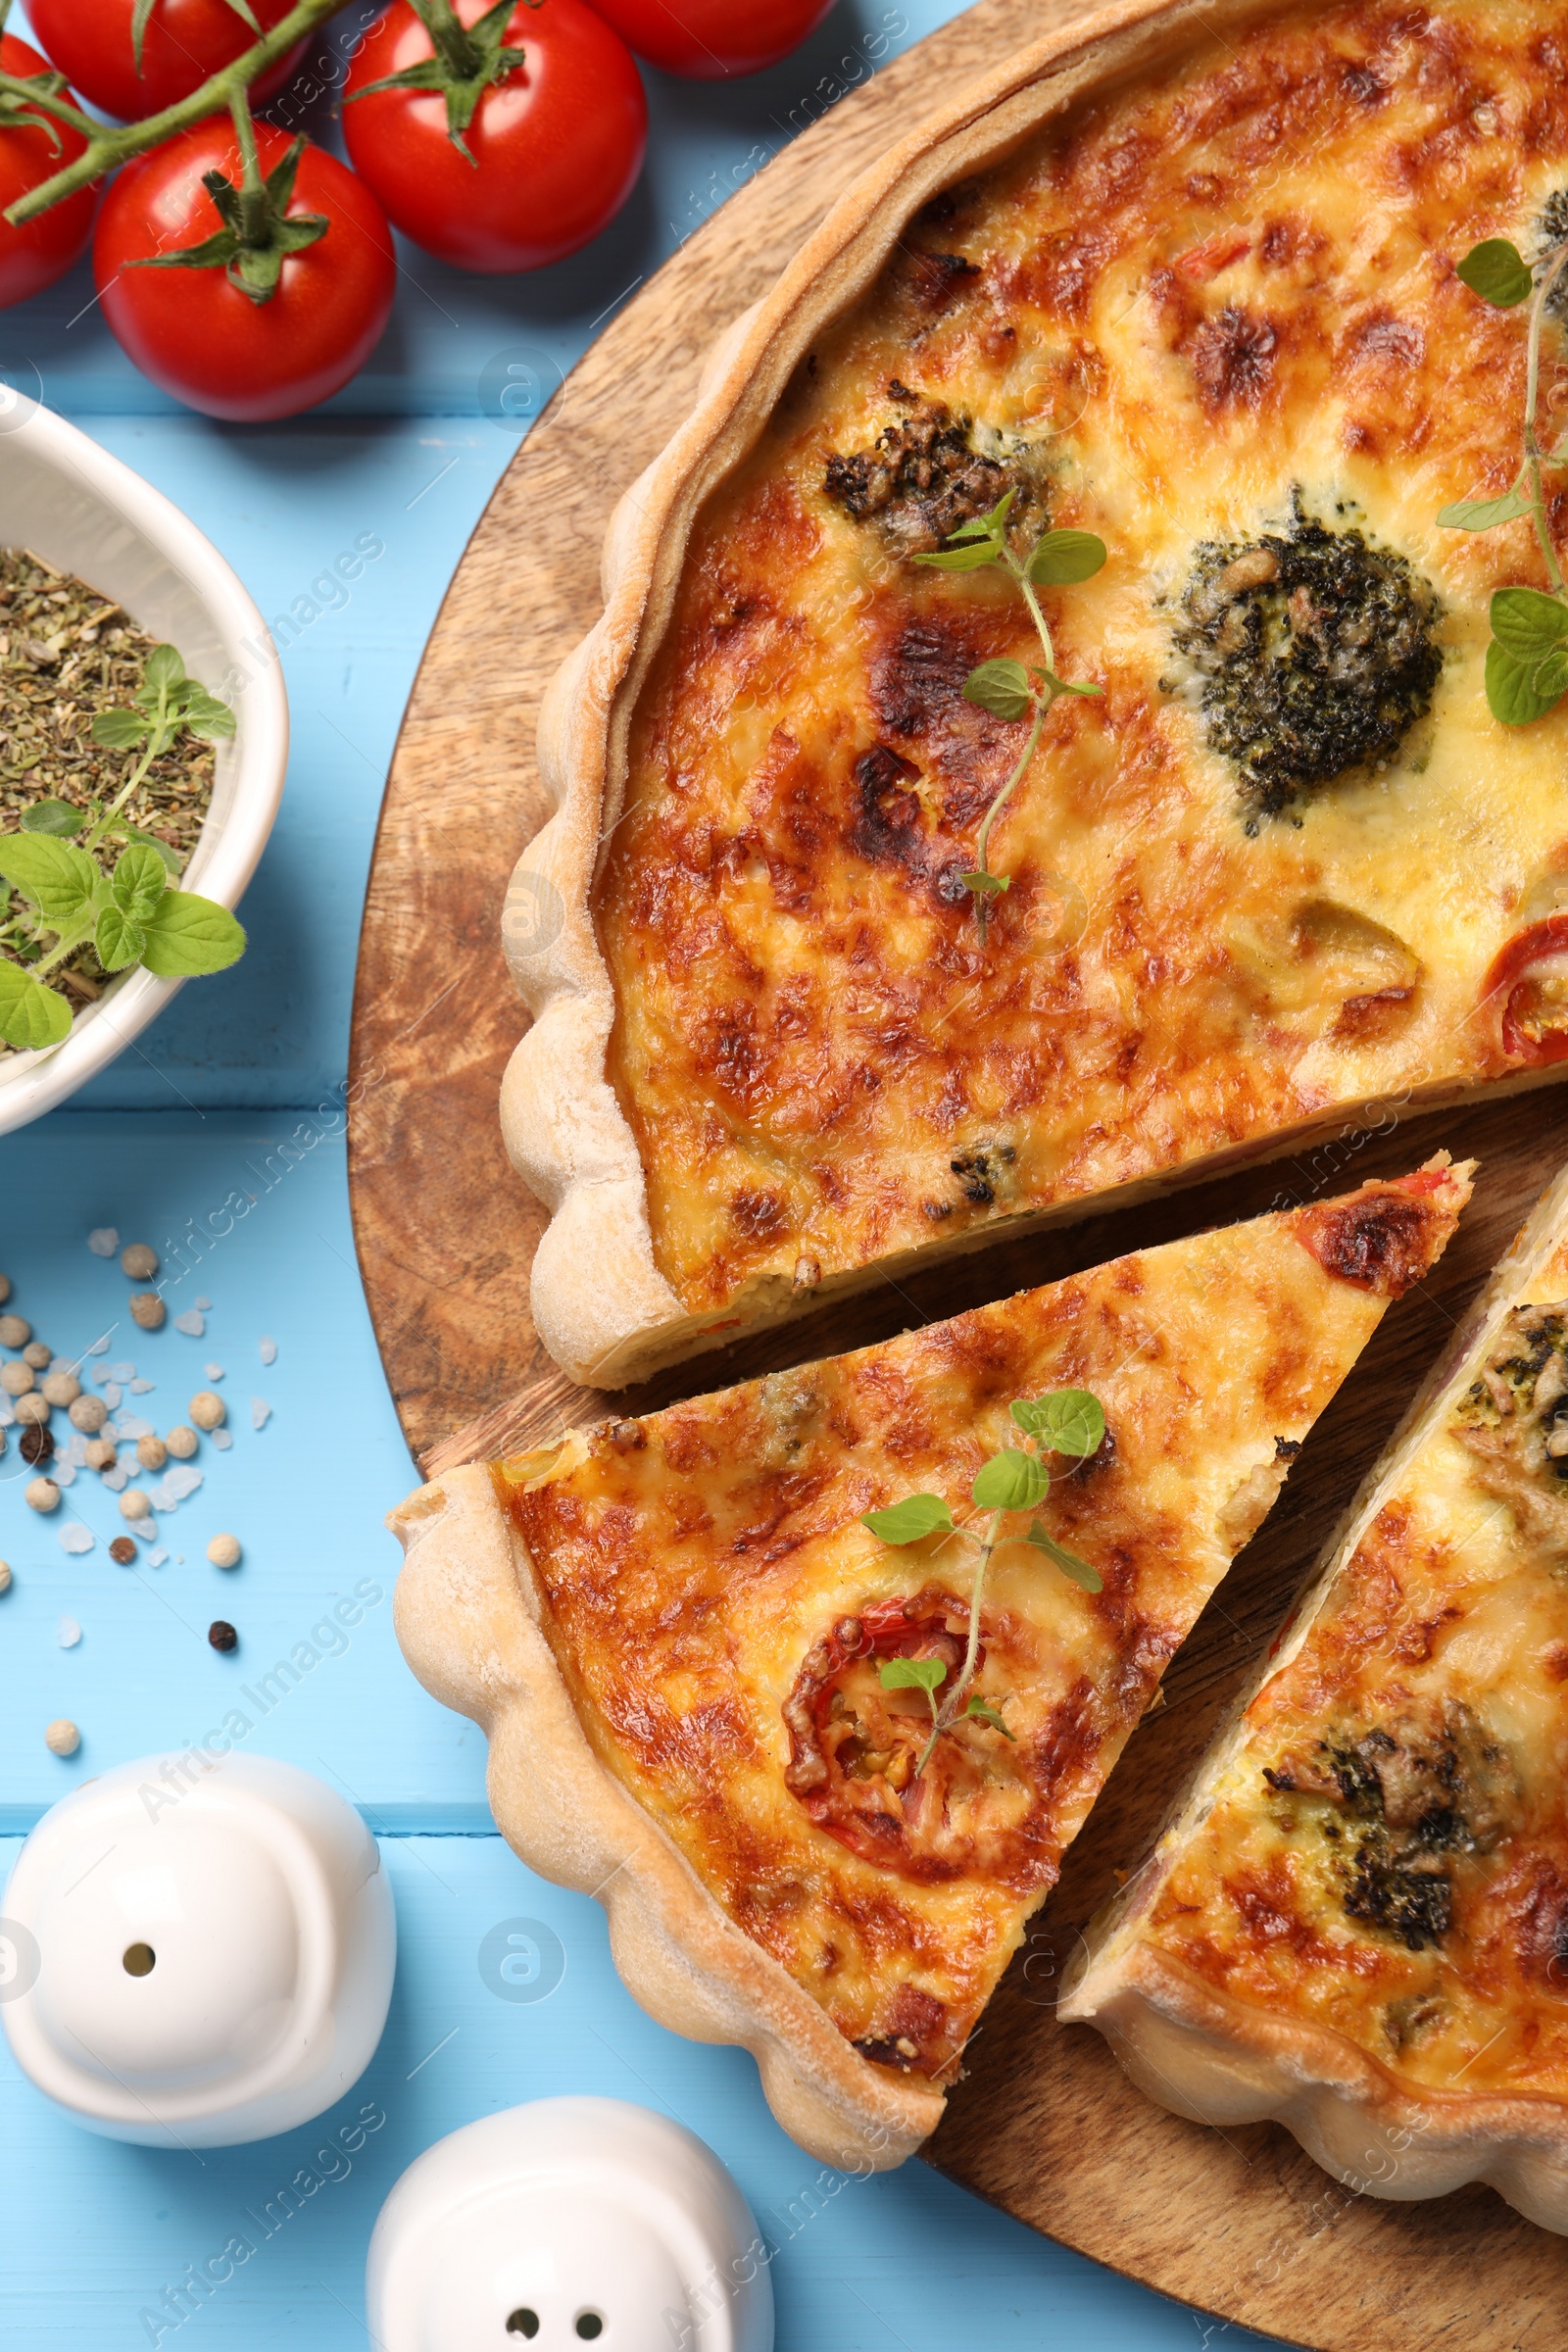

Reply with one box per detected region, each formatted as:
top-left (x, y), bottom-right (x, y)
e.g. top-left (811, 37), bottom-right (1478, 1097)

top-left (122, 1943), bottom-right (156, 1977)
top-left (505, 2315), bottom-right (539, 2339)
top-left (575, 2319), bottom-right (604, 2341)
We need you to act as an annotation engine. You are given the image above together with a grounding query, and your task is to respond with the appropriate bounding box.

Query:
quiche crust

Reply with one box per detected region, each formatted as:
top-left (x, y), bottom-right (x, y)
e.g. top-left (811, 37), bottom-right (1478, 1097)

top-left (1061, 1157), bottom-right (1568, 2234)
top-left (507, 0), bottom-right (1568, 1388)
top-left (391, 1164), bottom-right (1469, 2166)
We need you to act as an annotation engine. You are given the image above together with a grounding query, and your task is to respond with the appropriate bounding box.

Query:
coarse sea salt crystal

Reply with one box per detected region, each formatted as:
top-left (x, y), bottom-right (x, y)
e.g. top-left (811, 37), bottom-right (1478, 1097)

top-left (146, 1546), bottom-right (168, 1567)
top-left (84, 1334), bottom-right (110, 1356)
top-left (63, 1433), bottom-right (87, 1467)
top-left (148, 1483), bottom-right (175, 1512)
top-left (115, 1414), bottom-right (154, 1442)
top-left (57, 1616), bottom-right (80, 1647)
top-left (54, 1463), bottom-right (76, 1489)
top-left (87, 1228), bottom-right (119, 1257)
top-left (102, 1384), bottom-right (122, 1410)
top-left (251, 1396), bottom-right (271, 1430)
top-left (211, 1428), bottom-right (233, 1451)
top-left (259, 1336), bottom-right (277, 1365)
top-left (0, 1399), bottom-right (12, 1428)
top-left (204, 1362), bottom-right (223, 1381)
top-left (129, 1378), bottom-right (154, 1394)
top-left (107, 1362), bottom-right (135, 1383)
top-left (102, 1464), bottom-right (128, 1493)
top-left (195, 1296), bottom-right (212, 1310)
top-left (58, 1525), bottom-right (93, 1555)
top-left (173, 1309), bottom-right (205, 1337)
top-left (164, 1464), bottom-right (203, 1502)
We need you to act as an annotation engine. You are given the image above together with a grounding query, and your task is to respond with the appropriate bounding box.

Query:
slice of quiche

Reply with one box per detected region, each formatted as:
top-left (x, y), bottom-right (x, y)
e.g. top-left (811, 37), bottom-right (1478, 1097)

top-left (1060, 1160), bottom-right (1568, 2236)
top-left (391, 1161), bottom-right (1469, 2170)
top-left (512, 0), bottom-right (1568, 1386)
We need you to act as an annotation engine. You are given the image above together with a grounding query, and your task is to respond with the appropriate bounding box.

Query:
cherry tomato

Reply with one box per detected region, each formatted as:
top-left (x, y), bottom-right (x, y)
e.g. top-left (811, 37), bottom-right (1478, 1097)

top-left (1482, 915), bottom-right (1568, 1063)
top-left (0, 35), bottom-right (96, 310)
top-left (93, 122), bottom-right (396, 421)
top-left (27, 0), bottom-right (307, 121)
top-left (343, 0), bottom-right (646, 274)
top-left (583, 0), bottom-right (835, 79)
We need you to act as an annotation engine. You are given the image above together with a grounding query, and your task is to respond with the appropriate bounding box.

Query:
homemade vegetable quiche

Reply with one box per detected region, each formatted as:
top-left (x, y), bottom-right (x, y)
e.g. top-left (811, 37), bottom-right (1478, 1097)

top-left (392, 1162), bottom-right (1468, 2167)
top-left (1061, 1161), bottom-right (1568, 2234)
top-left (507, 0), bottom-right (1568, 1387)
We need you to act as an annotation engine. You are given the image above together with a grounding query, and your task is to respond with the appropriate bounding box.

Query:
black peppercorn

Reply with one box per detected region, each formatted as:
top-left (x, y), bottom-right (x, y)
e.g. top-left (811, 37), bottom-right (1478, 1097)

top-left (208, 1620), bottom-right (237, 1652)
top-left (19, 1422), bottom-right (53, 1467)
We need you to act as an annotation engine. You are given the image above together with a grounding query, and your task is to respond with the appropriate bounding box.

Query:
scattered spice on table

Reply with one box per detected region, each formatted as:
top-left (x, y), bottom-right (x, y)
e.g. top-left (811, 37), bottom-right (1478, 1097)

top-left (44, 1718), bottom-right (79, 1756)
top-left (207, 1533), bottom-right (241, 1569)
top-left (109, 1536), bottom-right (136, 1565)
top-left (208, 1620), bottom-right (237, 1652)
top-left (0, 546), bottom-right (217, 1025)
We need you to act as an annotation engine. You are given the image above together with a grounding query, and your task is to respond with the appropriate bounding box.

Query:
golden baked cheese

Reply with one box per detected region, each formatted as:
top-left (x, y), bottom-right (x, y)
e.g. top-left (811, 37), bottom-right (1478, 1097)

top-left (1061, 1162), bottom-right (1568, 2231)
top-left (598, 0), bottom-right (1568, 1340)
top-left (492, 1164), bottom-right (1467, 2096)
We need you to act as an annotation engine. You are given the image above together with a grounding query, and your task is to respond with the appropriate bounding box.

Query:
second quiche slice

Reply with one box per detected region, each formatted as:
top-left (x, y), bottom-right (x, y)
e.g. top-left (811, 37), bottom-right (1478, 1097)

top-left (392, 1161), bottom-right (1468, 2169)
top-left (1061, 1161), bottom-right (1568, 2234)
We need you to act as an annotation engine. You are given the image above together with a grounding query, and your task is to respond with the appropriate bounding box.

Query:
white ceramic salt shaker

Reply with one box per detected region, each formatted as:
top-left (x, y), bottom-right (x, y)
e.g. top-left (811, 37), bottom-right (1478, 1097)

top-left (366, 2098), bottom-right (774, 2352)
top-left (0, 1750), bottom-right (394, 2146)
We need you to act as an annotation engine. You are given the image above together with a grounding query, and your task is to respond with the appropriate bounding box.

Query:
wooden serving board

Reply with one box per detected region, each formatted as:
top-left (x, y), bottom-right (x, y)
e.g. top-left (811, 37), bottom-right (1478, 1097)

top-left (346, 5), bottom-right (1568, 2340)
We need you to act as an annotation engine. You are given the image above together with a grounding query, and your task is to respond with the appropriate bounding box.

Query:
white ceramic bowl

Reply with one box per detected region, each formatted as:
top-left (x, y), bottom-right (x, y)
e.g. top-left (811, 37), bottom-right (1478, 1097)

top-left (0, 392), bottom-right (288, 1133)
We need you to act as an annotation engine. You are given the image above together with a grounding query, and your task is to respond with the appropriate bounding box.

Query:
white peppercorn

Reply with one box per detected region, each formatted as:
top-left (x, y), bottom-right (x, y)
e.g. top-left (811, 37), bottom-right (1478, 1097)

top-left (207, 1533), bottom-right (242, 1569)
top-left (14, 1392), bottom-right (49, 1426)
top-left (129, 1292), bottom-right (166, 1331)
top-left (22, 1339), bottom-right (51, 1369)
top-left (166, 1424), bottom-right (199, 1459)
top-left (84, 1437), bottom-right (118, 1471)
top-left (0, 1559), bottom-right (11, 1593)
top-left (189, 1391), bottom-right (225, 1431)
top-left (121, 1243), bottom-right (159, 1279)
top-left (0, 1312), bottom-right (30, 1347)
top-left (136, 1434), bottom-right (168, 1472)
top-left (1, 1360), bottom-right (34, 1396)
top-left (44, 1718), bottom-right (80, 1757)
top-left (120, 1490), bottom-right (151, 1522)
top-left (68, 1393), bottom-right (107, 1432)
top-left (41, 1371), bottom-right (80, 1407)
top-left (25, 1477), bottom-right (61, 1513)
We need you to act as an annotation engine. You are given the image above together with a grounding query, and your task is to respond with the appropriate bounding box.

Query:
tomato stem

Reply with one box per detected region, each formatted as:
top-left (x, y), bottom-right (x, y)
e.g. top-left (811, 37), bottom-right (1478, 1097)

top-left (227, 88), bottom-right (270, 249)
top-left (409, 0), bottom-right (485, 79)
top-left (2, 0), bottom-right (347, 226)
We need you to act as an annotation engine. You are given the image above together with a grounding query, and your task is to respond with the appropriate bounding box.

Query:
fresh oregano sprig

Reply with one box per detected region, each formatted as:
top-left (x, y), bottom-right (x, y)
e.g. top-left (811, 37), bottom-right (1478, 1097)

top-left (859, 1387), bottom-right (1105, 1779)
top-left (913, 492), bottom-right (1106, 939)
top-left (0, 646), bottom-right (245, 1053)
top-left (1440, 230), bottom-right (1568, 724)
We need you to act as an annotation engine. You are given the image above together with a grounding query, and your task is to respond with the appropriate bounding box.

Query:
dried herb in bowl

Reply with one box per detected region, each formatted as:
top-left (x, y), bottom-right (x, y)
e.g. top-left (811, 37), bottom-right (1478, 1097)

top-left (0, 547), bottom-right (246, 1056)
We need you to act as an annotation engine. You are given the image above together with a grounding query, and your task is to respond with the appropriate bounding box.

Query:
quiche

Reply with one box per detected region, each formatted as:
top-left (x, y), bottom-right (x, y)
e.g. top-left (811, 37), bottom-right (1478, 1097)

top-left (391, 1162), bottom-right (1469, 2169)
top-left (508, 0), bottom-right (1568, 1387)
top-left (1060, 1161), bottom-right (1568, 2235)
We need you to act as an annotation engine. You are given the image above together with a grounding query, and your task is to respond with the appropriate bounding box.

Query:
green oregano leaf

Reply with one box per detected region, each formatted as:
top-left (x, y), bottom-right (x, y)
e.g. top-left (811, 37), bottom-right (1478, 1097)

top-left (1455, 237), bottom-right (1534, 308)
top-left (1037, 1390), bottom-right (1106, 1458)
top-left (1489, 585), bottom-right (1568, 660)
top-left (141, 643), bottom-right (185, 697)
top-left (0, 959), bottom-right (73, 1051)
top-left (110, 843), bottom-right (170, 922)
top-left (91, 708), bottom-right (151, 751)
top-left (972, 1448), bottom-right (1049, 1512)
top-left (1027, 529), bottom-right (1108, 586)
top-left (135, 892), bottom-right (246, 978)
top-left (959, 868), bottom-right (1010, 897)
top-left (1026, 1522), bottom-right (1103, 1592)
top-left (861, 1494), bottom-right (956, 1544)
top-left (965, 1694), bottom-right (1015, 1739)
top-left (879, 1656), bottom-right (947, 1694)
top-left (0, 834), bottom-right (100, 925)
top-left (1535, 647), bottom-right (1568, 701)
top-left (110, 821), bottom-right (182, 875)
top-left (911, 540), bottom-right (1004, 573)
top-left (1486, 637), bottom-right (1568, 725)
top-left (19, 799), bottom-right (82, 838)
top-left (95, 905), bottom-right (147, 972)
top-left (1437, 488), bottom-right (1531, 530)
top-left (962, 658), bottom-right (1033, 720)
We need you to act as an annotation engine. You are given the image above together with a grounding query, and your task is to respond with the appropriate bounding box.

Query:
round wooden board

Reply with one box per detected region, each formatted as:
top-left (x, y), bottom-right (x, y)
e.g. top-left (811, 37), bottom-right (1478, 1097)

top-left (347, 6), bottom-right (1568, 2340)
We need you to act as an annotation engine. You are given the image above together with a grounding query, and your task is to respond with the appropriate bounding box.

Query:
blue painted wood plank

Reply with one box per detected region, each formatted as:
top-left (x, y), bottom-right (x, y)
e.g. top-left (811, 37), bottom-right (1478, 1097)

top-left (0, 1834), bottom-right (1288, 2351)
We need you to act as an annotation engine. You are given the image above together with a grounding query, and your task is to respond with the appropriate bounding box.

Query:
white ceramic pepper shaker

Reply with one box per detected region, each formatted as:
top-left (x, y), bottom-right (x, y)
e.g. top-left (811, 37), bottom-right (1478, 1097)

top-left (366, 2099), bottom-right (774, 2352)
top-left (0, 1751), bottom-right (394, 2146)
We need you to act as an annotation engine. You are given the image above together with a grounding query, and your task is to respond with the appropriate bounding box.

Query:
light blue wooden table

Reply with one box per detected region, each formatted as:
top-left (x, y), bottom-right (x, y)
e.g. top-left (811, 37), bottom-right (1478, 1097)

top-left (0, 7), bottom-right (1289, 2343)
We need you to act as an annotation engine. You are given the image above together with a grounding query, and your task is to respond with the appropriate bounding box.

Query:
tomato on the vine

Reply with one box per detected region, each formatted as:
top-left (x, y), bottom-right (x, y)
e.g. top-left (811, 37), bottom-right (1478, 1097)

top-left (343, 0), bottom-right (646, 274)
top-left (582, 0), bottom-right (835, 79)
top-left (0, 35), bottom-right (97, 310)
top-left (93, 122), bottom-right (396, 421)
top-left (27, 0), bottom-right (307, 122)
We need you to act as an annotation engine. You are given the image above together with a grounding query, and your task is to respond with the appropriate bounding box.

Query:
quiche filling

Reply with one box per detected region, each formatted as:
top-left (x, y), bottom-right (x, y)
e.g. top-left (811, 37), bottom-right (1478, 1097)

top-left (494, 1175), bottom-right (1465, 2079)
top-left (595, 0), bottom-right (1568, 1327)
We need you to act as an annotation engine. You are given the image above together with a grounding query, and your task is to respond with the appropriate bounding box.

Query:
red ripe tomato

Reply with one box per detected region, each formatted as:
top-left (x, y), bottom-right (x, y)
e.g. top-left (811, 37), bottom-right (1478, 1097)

top-left (27, 0), bottom-right (306, 121)
top-left (0, 35), bottom-right (97, 310)
top-left (93, 122), bottom-right (396, 421)
top-left (343, 0), bottom-right (646, 274)
top-left (583, 0), bottom-right (835, 78)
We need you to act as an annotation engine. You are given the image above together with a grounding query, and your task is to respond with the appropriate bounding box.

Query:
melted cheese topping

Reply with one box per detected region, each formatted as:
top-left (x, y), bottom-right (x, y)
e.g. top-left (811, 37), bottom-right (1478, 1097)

top-left (601, 0), bottom-right (1568, 1317)
top-left (498, 1176), bottom-right (1462, 2078)
top-left (1136, 1256), bottom-right (1568, 2101)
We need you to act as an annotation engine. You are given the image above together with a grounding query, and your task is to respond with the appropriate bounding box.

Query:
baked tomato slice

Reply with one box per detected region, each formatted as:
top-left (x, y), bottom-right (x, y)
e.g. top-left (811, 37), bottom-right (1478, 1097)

top-left (1483, 915), bottom-right (1568, 1065)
